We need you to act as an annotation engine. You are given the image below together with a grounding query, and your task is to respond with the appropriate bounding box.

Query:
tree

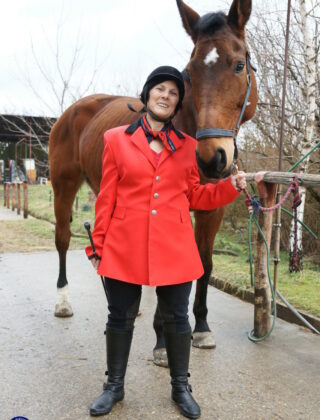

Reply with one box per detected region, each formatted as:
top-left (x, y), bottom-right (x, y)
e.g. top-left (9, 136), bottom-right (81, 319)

top-left (1, 21), bottom-right (105, 177)
top-left (241, 0), bottom-right (320, 269)
top-left (288, 0), bottom-right (319, 271)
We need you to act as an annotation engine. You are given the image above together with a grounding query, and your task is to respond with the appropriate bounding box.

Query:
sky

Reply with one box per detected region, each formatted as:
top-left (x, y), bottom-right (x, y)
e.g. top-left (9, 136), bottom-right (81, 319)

top-left (0, 0), bottom-right (229, 117)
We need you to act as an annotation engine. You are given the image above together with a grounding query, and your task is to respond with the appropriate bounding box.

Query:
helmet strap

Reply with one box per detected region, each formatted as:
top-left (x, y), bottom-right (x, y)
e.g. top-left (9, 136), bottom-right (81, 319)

top-left (146, 106), bottom-right (175, 125)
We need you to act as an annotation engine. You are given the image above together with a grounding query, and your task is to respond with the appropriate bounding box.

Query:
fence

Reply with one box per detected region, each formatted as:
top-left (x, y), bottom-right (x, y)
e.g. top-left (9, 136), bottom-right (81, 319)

top-left (3, 182), bottom-right (29, 218)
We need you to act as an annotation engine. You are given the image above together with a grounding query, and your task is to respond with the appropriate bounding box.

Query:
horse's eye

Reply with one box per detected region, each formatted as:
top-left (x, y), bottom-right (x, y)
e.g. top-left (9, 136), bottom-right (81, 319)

top-left (234, 62), bottom-right (245, 73)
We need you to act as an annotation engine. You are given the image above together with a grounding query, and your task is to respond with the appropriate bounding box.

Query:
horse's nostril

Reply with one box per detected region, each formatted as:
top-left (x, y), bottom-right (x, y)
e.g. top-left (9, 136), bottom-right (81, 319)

top-left (196, 149), bottom-right (228, 178)
top-left (216, 148), bottom-right (227, 172)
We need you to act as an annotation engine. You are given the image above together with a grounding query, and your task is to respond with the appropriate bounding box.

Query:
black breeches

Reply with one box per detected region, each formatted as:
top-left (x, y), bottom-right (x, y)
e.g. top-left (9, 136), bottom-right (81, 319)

top-left (105, 278), bottom-right (192, 333)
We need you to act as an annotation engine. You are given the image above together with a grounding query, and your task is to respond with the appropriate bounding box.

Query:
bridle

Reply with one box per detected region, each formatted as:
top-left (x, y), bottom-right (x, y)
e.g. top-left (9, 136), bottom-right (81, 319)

top-left (183, 51), bottom-right (255, 170)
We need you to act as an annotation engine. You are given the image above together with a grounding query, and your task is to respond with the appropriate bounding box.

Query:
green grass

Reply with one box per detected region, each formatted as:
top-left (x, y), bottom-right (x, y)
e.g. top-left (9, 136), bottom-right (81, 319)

top-left (28, 183), bottom-right (95, 244)
top-left (212, 224), bottom-right (320, 317)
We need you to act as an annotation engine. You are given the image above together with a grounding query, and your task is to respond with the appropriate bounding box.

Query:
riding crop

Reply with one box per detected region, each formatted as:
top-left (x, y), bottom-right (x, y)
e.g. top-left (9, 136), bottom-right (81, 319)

top-left (84, 221), bottom-right (108, 300)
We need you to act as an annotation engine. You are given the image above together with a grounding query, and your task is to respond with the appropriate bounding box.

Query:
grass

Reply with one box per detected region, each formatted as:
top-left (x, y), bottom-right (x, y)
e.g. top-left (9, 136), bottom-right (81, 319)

top-left (1, 183), bottom-right (319, 317)
top-left (213, 223), bottom-right (320, 318)
top-left (26, 183), bottom-right (95, 247)
top-left (0, 183), bottom-right (94, 250)
top-left (28, 183), bottom-right (96, 240)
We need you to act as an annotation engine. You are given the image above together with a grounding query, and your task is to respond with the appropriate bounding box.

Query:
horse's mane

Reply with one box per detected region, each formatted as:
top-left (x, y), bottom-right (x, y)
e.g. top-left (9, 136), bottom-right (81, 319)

top-left (195, 12), bottom-right (227, 36)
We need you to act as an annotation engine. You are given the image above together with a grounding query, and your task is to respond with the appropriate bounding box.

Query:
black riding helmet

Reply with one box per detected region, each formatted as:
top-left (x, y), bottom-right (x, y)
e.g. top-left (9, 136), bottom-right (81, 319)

top-left (140, 66), bottom-right (185, 119)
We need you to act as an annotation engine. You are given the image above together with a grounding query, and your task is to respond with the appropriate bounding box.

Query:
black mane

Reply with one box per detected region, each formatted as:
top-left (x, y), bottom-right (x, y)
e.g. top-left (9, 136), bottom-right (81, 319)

top-left (195, 12), bottom-right (227, 36)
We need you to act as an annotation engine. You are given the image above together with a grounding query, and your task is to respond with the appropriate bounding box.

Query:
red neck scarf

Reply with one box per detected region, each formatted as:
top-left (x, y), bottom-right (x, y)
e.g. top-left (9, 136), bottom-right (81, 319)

top-left (140, 115), bottom-right (185, 152)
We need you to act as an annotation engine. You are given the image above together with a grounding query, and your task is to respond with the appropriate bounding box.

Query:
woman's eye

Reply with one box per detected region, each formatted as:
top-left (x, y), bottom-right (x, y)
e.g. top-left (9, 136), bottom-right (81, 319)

top-left (234, 62), bottom-right (245, 73)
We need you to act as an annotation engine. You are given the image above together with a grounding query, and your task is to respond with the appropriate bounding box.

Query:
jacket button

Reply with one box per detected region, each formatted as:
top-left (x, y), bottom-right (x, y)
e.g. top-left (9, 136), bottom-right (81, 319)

top-left (154, 193), bottom-right (159, 199)
top-left (156, 176), bottom-right (160, 182)
top-left (151, 209), bottom-right (157, 215)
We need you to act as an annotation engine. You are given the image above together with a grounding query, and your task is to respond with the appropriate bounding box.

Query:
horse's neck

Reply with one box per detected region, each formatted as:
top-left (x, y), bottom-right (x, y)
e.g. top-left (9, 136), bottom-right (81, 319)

top-left (174, 85), bottom-right (197, 138)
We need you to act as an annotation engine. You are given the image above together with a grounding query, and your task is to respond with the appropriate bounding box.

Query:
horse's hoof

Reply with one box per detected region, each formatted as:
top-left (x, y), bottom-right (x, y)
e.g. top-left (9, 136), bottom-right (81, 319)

top-left (153, 348), bottom-right (168, 368)
top-left (192, 331), bottom-right (216, 349)
top-left (54, 301), bottom-right (73, 318)
top-left (137, 309), bottom-right (142, 317)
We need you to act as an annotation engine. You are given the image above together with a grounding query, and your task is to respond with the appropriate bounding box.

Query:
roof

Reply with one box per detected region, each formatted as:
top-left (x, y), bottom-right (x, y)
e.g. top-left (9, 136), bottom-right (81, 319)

top-left (0, 114), bottom-right (56, 144)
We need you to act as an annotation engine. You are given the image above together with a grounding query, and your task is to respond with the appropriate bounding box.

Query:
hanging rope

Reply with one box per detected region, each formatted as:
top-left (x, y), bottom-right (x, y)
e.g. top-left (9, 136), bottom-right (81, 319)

top-left (243, 175), bottom-right (301, 213)
top-left (244, 175), bottom-right (302, 271)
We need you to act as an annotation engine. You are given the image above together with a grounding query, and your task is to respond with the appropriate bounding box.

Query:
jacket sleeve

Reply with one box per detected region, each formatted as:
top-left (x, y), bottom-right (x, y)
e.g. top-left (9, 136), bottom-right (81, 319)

top-left (85, 134), bottom-right (119, 259)
top-left (186, 160), bottom-right (239, 210)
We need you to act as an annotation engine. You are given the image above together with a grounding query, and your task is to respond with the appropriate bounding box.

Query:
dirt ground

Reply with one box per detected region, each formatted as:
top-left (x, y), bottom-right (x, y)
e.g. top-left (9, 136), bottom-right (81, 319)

top-left (0, 207), bottom-right (85, 253)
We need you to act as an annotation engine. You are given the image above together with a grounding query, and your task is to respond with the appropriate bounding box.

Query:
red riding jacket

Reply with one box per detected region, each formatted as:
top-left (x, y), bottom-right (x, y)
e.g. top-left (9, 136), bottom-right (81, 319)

top-left (85, 125), bottom-right (239, 286)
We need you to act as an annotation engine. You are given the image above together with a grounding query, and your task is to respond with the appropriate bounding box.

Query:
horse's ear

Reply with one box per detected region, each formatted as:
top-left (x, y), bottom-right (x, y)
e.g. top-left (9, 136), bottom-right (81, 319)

top-left (176, 0), bottom-right (200, 44)
top-left (227, 0), bottom-right (252, 36)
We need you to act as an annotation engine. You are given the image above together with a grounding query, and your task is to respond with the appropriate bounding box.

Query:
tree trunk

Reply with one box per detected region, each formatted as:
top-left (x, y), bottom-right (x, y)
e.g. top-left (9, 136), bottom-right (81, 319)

top-left (289, 0), bottom-right (317, 271)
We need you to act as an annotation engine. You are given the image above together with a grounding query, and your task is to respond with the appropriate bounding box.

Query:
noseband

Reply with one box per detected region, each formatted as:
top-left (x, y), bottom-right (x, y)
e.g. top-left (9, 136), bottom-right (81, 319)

top-left (183, 52), bottom-right (255, 166)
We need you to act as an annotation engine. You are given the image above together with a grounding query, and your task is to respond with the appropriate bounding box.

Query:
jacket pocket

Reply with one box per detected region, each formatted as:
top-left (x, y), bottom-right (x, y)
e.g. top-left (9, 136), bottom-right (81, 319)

top-left (112, 206), bottom-right (126, 220)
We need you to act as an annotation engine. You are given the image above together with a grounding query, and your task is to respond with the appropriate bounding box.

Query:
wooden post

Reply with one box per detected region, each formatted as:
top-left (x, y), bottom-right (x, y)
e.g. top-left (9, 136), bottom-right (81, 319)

top-left (253, 181), bottom-right (277, 337)
top-left (17, 183), bottom-right (21, 215)
top-left (12, 183), bottom-right (16, 211)
top-left (3, 183), bottom-right (7, 206)
top-left (23, 181), bottom-right (28, 219)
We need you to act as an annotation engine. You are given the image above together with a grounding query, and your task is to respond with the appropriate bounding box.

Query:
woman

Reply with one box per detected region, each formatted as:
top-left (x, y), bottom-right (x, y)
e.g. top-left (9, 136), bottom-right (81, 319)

top-left (85, 66), bottom-right (247, 418)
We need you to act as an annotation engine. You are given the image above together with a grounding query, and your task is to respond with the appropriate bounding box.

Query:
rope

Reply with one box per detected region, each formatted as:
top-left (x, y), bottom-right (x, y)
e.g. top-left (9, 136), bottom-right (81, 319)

top-left (243, 175), bottom-right (300, 213)
top-left (244, 175), bottom-right (302, 271)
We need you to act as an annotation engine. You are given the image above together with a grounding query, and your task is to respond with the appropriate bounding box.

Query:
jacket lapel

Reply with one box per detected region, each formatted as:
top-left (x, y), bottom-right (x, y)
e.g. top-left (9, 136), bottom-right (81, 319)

top-left (129, 125), bottom-right (185, 169)
top-left (157, 147), bottom-right (171, 166)
top-left (158, 136), bottom-right (184, 166)
top-left (129, 127), bottom-right (156, 169)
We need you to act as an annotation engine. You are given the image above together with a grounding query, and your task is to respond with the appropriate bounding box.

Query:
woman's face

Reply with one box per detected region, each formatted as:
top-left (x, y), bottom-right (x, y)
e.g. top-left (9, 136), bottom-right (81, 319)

top-left (147, 80), bottom-right (179, 120)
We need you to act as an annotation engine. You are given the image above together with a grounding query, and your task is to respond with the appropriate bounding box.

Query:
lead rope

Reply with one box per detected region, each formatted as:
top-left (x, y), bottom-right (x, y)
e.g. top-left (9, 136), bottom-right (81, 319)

top-left (244, 176), bottom-right (301, 270)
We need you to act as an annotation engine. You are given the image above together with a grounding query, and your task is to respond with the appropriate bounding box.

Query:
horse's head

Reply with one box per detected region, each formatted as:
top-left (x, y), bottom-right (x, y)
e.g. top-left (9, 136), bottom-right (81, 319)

top-left (177, 0), bottom-right (257, 178)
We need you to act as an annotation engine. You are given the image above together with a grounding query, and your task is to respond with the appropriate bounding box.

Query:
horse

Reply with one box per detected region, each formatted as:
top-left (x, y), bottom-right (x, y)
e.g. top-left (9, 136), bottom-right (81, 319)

top-left (49, 0), bottom-right (257, 364)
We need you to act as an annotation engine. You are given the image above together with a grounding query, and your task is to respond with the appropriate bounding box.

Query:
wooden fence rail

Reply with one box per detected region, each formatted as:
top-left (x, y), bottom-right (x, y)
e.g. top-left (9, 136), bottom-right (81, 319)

top-left (246, 171), bottom-right (320, 188)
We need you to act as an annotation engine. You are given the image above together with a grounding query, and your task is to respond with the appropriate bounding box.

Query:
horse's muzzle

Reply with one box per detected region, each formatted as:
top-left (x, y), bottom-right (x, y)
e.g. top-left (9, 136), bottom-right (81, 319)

top-left (195, 149), bottom-right (231, 179)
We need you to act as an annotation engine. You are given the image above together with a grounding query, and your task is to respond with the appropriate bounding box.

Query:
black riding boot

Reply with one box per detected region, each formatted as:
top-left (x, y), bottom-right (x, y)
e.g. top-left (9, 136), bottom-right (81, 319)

top-left (90, 328), bottom-right (133, 417)
top-left (164, 330), bottom-right (201, 419)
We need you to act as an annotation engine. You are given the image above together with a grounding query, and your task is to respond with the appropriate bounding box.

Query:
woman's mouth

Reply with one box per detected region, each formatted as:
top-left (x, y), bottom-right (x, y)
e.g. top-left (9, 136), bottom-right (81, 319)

top-left (157, 103), bottom-right (169, 108)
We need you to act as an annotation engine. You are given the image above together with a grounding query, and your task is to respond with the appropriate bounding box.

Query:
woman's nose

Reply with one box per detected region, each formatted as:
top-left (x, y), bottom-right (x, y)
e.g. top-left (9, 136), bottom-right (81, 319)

top-left (161, 90), bottom-right (169, 99)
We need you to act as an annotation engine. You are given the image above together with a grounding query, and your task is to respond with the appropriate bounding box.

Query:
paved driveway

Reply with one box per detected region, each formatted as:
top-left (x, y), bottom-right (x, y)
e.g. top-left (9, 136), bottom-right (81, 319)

top-left (1, 250), bottom-right (319, 419)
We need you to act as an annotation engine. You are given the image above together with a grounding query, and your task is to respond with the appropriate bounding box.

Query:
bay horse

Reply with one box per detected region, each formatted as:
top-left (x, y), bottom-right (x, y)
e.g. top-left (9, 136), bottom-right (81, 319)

top-left (49, 0), bottom-right (257, 364)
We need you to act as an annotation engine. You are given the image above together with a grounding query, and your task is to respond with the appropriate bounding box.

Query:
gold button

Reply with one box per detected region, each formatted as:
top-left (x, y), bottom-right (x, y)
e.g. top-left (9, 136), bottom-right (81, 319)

top-left (154, 193), bottom-right (159, 199)
top-left (156, 176), bottom-right (160, 182)
top-left (152, 210), bottom-right (157, 215)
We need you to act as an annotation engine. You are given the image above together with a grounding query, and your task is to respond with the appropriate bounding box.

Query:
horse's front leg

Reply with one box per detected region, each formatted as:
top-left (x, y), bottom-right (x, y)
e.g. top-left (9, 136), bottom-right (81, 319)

top-left (152, 303), bottom-right (168, 367)
top-left (192, 208), bottom-right (225, 348)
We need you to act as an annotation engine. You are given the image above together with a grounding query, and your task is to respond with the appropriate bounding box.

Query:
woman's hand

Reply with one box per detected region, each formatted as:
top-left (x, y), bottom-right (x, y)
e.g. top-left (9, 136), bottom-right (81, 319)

top-left (90, 257), bottom-right (101, 271)
top-left (230, 170), bottom-right (247, 191)
top-left (254, 171), bottom-right (266, 183)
